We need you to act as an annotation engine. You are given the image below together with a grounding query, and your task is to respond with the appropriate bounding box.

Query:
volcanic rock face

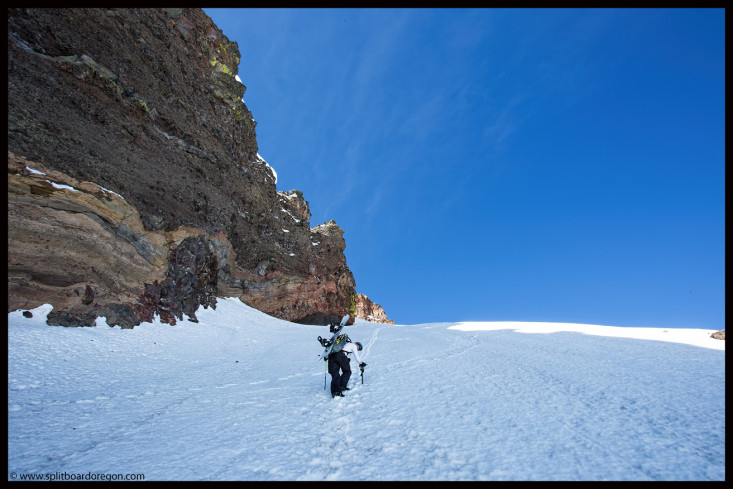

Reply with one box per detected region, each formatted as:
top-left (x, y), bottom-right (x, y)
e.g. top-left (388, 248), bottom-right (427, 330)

top-left (354, 294), bottom-right (394, 324)
top-left (8, 8), bottom-right (389, 327)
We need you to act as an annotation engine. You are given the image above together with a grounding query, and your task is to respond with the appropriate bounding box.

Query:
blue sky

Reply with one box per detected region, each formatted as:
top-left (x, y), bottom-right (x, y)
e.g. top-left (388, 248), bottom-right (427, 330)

top-left (204, 8), bottom-right (725, 329)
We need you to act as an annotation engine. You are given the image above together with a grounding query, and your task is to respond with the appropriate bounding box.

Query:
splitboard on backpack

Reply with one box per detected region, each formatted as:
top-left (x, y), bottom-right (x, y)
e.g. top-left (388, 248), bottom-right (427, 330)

top-left (317, 314), bottom-right (351, 360)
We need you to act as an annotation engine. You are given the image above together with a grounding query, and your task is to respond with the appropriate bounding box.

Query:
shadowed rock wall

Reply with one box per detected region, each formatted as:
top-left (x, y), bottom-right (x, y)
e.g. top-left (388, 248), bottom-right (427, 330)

top-left (7, 8), bottom-right (384, 327)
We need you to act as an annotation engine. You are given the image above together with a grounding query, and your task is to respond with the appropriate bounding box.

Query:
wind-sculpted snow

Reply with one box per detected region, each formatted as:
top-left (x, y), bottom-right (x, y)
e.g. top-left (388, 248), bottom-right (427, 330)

top-left (8, 299), bottom-right (724, 481)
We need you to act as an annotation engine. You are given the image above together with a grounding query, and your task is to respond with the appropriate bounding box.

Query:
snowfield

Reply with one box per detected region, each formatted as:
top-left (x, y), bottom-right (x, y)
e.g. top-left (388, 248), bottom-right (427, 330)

top-left (7, 298), bottom-right (725, 481)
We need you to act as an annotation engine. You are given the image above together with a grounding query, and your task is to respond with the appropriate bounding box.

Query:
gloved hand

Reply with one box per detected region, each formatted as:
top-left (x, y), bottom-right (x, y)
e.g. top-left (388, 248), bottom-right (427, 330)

top-left (359, 362), bottom-right (367, 368)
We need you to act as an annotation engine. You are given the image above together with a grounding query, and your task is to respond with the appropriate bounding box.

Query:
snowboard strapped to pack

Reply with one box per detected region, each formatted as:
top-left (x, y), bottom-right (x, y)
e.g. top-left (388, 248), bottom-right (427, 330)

top-left (330, 334), bottom-right (351, 353)
top-left (317, 314), bottom-right (351, 360)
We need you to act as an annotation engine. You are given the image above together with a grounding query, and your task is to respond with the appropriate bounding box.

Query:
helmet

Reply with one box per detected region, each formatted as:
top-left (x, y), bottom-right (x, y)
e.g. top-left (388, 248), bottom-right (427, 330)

top-left (355, 342), bottom-right (363, 351)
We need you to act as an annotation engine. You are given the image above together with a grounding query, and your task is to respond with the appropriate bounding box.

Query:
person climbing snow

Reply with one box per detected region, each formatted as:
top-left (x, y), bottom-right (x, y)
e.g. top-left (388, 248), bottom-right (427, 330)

top-left (329, 340), bottom-right (366, 398)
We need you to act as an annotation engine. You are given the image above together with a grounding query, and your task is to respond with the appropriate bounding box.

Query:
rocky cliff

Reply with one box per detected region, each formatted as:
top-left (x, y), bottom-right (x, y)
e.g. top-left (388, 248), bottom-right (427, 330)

top-left (7, 8), bottom-right (390, 327)
top-left (354, 294), bottom-right (394, 325)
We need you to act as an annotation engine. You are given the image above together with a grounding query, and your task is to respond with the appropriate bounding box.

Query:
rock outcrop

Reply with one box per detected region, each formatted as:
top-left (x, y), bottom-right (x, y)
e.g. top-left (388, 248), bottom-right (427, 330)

top-left (354, 294), bottom-right (394, 324)
top-left (711, 330), bottom-right (725, 341)
top-left (7, 8), bottom-right (390, 327)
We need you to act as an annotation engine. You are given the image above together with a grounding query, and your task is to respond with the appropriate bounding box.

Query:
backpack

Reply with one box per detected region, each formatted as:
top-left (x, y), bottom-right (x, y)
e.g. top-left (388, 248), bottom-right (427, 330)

top-left (330, 334), bottom-right (351, 354)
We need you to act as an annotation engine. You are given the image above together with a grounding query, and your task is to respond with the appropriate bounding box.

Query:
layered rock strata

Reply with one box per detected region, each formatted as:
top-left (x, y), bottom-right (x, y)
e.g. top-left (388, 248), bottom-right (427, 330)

top-left (7, 8), bottom-right (389, 327)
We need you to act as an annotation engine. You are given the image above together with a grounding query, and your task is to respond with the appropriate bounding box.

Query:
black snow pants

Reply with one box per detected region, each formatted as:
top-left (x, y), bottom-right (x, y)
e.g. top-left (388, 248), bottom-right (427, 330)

top-left (328, 350), bottom-right (351, 395)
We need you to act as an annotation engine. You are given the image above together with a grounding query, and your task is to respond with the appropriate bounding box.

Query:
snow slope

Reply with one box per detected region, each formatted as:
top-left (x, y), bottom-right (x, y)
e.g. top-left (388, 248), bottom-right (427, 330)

top-left (7, 299), bottom-right (725, 481)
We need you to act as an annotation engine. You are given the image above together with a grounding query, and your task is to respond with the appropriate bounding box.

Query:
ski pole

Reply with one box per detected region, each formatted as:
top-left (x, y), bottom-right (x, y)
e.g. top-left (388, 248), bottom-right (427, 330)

top-left (324, 360), bottom-right (327, 390)
top-left (360, 365), bottom-right (364, 384)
